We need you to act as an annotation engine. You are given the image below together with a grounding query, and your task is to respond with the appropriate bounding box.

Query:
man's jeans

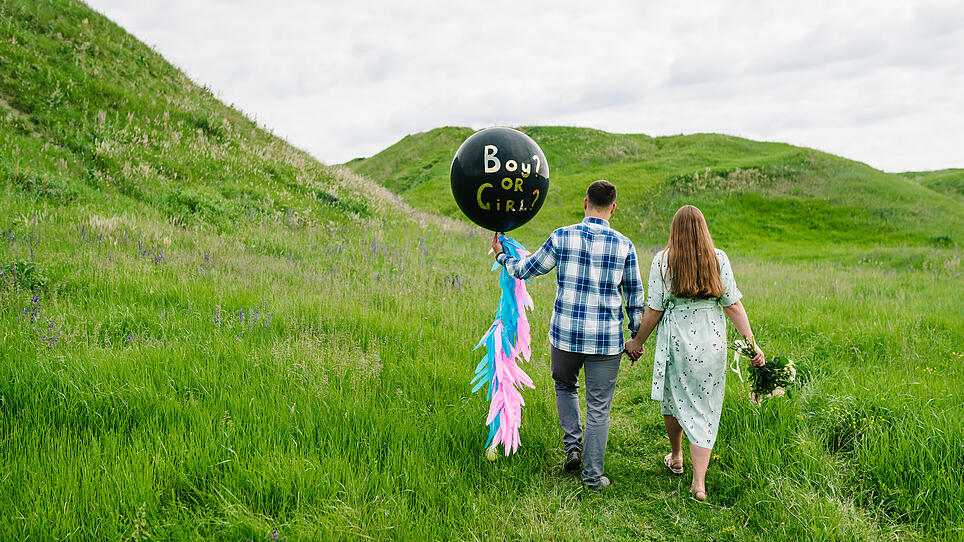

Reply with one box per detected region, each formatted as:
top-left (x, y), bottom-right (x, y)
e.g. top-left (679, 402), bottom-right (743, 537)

top-left (550, 345), bottom-right (621, 487)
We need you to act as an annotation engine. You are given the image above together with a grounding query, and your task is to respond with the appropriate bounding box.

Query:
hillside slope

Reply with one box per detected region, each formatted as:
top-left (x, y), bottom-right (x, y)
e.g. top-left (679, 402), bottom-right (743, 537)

top-left (0, 0), bottom-right (408, 229)
top-left (900, 168), bottom-right (964, 202)
top-left (348, 127), bottom-right (964, 255)
top-left (1, 2), bottom-right (961, 541)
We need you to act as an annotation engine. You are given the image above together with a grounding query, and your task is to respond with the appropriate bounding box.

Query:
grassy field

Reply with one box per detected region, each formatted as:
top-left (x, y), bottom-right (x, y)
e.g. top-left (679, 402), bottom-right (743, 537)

top-left (2, 0), bottom-right (963, 540)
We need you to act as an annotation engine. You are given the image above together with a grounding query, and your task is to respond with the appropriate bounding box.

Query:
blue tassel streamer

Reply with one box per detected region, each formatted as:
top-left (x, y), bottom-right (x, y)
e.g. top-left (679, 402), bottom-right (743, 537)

top-left (472, 234), bottom-right (530, 450)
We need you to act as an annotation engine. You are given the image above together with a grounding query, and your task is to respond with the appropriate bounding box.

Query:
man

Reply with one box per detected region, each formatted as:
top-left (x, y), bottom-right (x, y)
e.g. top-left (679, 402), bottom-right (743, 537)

top-left (491, 179), bottom-right (645, 490)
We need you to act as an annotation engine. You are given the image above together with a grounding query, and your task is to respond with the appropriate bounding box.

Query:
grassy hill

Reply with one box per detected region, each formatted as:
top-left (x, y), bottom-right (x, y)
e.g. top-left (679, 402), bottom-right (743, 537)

top-left (349, 127), bottom-right (963, 257)
top-left (900, 168), bottom-right (964, 203)
top-left (0, 0), bottom-right (394, 229)
top-left (1, 1), bottom-right (962, 540)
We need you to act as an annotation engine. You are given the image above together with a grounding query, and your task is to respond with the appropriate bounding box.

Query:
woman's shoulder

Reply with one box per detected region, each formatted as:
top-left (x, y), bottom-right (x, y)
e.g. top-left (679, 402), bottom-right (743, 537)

top-left (651, 249), bottom-right (668, 267)
top-left (714, 248), bottom-right (728, 261)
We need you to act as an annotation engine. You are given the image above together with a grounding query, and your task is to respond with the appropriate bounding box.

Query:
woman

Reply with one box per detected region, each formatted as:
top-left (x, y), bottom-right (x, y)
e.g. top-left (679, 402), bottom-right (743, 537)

top-left (624, 205), bottom-right (764, 501)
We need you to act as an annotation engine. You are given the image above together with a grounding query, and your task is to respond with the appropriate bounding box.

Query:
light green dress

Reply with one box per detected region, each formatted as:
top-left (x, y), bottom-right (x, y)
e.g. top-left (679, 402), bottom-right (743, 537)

top-left (648, 249), bottom-right (742, 449)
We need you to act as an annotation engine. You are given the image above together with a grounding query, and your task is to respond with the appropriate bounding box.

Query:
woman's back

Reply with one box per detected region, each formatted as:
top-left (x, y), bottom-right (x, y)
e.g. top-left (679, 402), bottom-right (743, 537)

top-left (647, 249), bottom-right (741, 310)
top-left (646, 247), bottom-right (742, 449)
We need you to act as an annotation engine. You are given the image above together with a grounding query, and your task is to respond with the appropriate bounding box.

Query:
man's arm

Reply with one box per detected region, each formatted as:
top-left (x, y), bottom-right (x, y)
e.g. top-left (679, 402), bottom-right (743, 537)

top-left (492, 232), bottom-right (557, 280)
top-left (620, 245), bottom-right (646, 339)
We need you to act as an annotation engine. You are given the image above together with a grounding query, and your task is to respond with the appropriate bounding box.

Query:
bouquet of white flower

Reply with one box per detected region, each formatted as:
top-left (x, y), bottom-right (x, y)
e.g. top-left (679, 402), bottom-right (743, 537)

top-left (731, 337), bottom-right (796, 405)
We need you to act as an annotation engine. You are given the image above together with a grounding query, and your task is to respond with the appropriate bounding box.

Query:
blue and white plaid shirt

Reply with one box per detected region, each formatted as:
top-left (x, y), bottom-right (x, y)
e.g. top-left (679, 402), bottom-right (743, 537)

top-left (496, 217), bottom-right (646, 355)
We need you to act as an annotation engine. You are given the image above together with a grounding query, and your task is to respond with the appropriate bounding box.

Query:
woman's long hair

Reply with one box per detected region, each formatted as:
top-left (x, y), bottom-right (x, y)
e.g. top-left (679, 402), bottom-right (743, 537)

top-left (664, 205), bottom-right (723, 299)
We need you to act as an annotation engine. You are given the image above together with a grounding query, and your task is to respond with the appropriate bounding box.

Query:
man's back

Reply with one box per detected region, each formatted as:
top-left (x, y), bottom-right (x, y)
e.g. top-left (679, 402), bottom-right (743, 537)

top-left (492, 179), bottom-right (641, 489)
top-left (498, 216), bottom-right (645, 355)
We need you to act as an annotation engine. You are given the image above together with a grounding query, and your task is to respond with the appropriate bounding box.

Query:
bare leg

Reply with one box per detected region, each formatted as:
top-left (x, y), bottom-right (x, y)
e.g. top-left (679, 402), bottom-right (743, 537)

top-left (690, 443), bottom-right (712, 496)
top-left (663, 415), bottom-right (684, 463)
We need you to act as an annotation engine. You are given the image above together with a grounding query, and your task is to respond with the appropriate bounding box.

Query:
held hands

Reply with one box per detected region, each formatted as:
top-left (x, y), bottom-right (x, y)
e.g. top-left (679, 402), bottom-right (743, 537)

top-left (624, 338), bottom-right (644, 365)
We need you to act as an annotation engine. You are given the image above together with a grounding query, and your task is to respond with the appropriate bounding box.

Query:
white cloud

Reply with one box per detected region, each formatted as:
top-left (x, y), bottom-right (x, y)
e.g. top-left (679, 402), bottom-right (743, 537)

top-left (84, 0), bottom-right (964, 171)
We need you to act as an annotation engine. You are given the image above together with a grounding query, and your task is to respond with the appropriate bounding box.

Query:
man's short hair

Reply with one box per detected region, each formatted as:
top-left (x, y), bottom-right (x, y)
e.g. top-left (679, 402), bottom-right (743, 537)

top-left (587, 180), bottom-right (617, 208)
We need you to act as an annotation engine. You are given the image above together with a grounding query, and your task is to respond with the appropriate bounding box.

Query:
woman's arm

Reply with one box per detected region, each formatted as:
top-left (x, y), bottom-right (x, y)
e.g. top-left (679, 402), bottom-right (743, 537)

top-left (633, 307), bottom-right (664, 343)
top-left (722, 301), bottom-right (765, 366)
top-left (624, 307), bottom-right (663, 364)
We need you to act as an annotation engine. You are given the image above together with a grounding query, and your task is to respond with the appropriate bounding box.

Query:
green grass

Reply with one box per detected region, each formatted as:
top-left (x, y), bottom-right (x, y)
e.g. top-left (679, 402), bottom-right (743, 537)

top-left (2, 0), bottom-right (963, 540)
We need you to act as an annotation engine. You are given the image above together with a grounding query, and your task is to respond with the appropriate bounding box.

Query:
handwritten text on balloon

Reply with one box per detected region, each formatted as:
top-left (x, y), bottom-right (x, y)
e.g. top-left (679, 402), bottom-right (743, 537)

top-left (477, 145), bottom-right (542, 212)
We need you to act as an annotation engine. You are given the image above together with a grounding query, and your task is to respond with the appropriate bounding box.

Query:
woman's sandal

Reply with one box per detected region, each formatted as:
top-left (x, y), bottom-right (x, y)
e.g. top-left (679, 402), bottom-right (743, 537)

top-left (689, 486), bottom-right (707, 502)
top-left (663, 453), bottom-right (684, 475)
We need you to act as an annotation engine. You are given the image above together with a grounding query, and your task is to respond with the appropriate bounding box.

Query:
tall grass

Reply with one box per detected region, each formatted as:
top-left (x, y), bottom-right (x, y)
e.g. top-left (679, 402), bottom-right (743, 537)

top-left (1, 198), bottom-right (960, 539)
top-left (1, 0), bottom-right (961, 539)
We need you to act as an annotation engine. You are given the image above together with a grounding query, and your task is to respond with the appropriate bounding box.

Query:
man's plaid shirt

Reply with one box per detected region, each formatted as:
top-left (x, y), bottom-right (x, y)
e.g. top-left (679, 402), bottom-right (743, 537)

top-left (496, 217), bottom-right (645, 355)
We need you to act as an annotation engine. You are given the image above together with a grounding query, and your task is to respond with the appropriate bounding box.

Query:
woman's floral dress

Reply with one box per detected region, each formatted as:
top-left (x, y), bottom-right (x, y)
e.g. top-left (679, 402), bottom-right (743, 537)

top-left (648, 249), bottom-right (742, 449)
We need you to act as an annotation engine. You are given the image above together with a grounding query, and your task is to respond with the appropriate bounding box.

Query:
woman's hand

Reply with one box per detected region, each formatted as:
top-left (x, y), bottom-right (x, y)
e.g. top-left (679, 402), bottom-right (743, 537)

top-left (723, 302), bottom-right (764, 366)
top-left (750, 344), bottom-right (765, 367)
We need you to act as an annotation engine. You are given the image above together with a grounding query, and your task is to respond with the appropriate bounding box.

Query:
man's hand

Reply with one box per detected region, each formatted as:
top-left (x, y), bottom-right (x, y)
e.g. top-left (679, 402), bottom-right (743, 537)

top-left (624, 338), bottom-right (644, 365)
top-left (491, 232), bottom-right (504, 258)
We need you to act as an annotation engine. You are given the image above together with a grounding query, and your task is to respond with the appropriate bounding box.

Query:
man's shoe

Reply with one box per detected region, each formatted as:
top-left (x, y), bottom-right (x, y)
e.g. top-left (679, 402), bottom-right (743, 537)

top-left (564, 450), bottom-right (582, 473)
top-left (586, 476), bottom-right (611, 492)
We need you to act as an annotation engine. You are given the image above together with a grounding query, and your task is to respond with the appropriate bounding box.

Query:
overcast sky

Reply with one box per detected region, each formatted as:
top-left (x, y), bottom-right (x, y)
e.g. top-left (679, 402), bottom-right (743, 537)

top-left (85, 0), bottom-right (963, 172)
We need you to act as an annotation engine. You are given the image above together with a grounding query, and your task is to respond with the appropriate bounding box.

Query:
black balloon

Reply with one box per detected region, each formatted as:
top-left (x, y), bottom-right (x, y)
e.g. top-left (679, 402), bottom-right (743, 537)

top-left (450, 127), bottom-right (549, 232)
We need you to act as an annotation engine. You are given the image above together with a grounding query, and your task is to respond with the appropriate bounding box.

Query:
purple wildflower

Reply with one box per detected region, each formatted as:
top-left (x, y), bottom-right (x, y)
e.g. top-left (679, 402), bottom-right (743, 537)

top-left (20, 292), bottom-right (42, 328)
top-left (41, 317), bottom-right (61, 349)
top-left (201, 252), bottom-right (215, 272)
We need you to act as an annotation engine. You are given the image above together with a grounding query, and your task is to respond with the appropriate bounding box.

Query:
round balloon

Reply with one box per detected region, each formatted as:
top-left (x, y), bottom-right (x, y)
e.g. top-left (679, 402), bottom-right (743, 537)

top-left (450, 127), bottom-right (549, 232)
